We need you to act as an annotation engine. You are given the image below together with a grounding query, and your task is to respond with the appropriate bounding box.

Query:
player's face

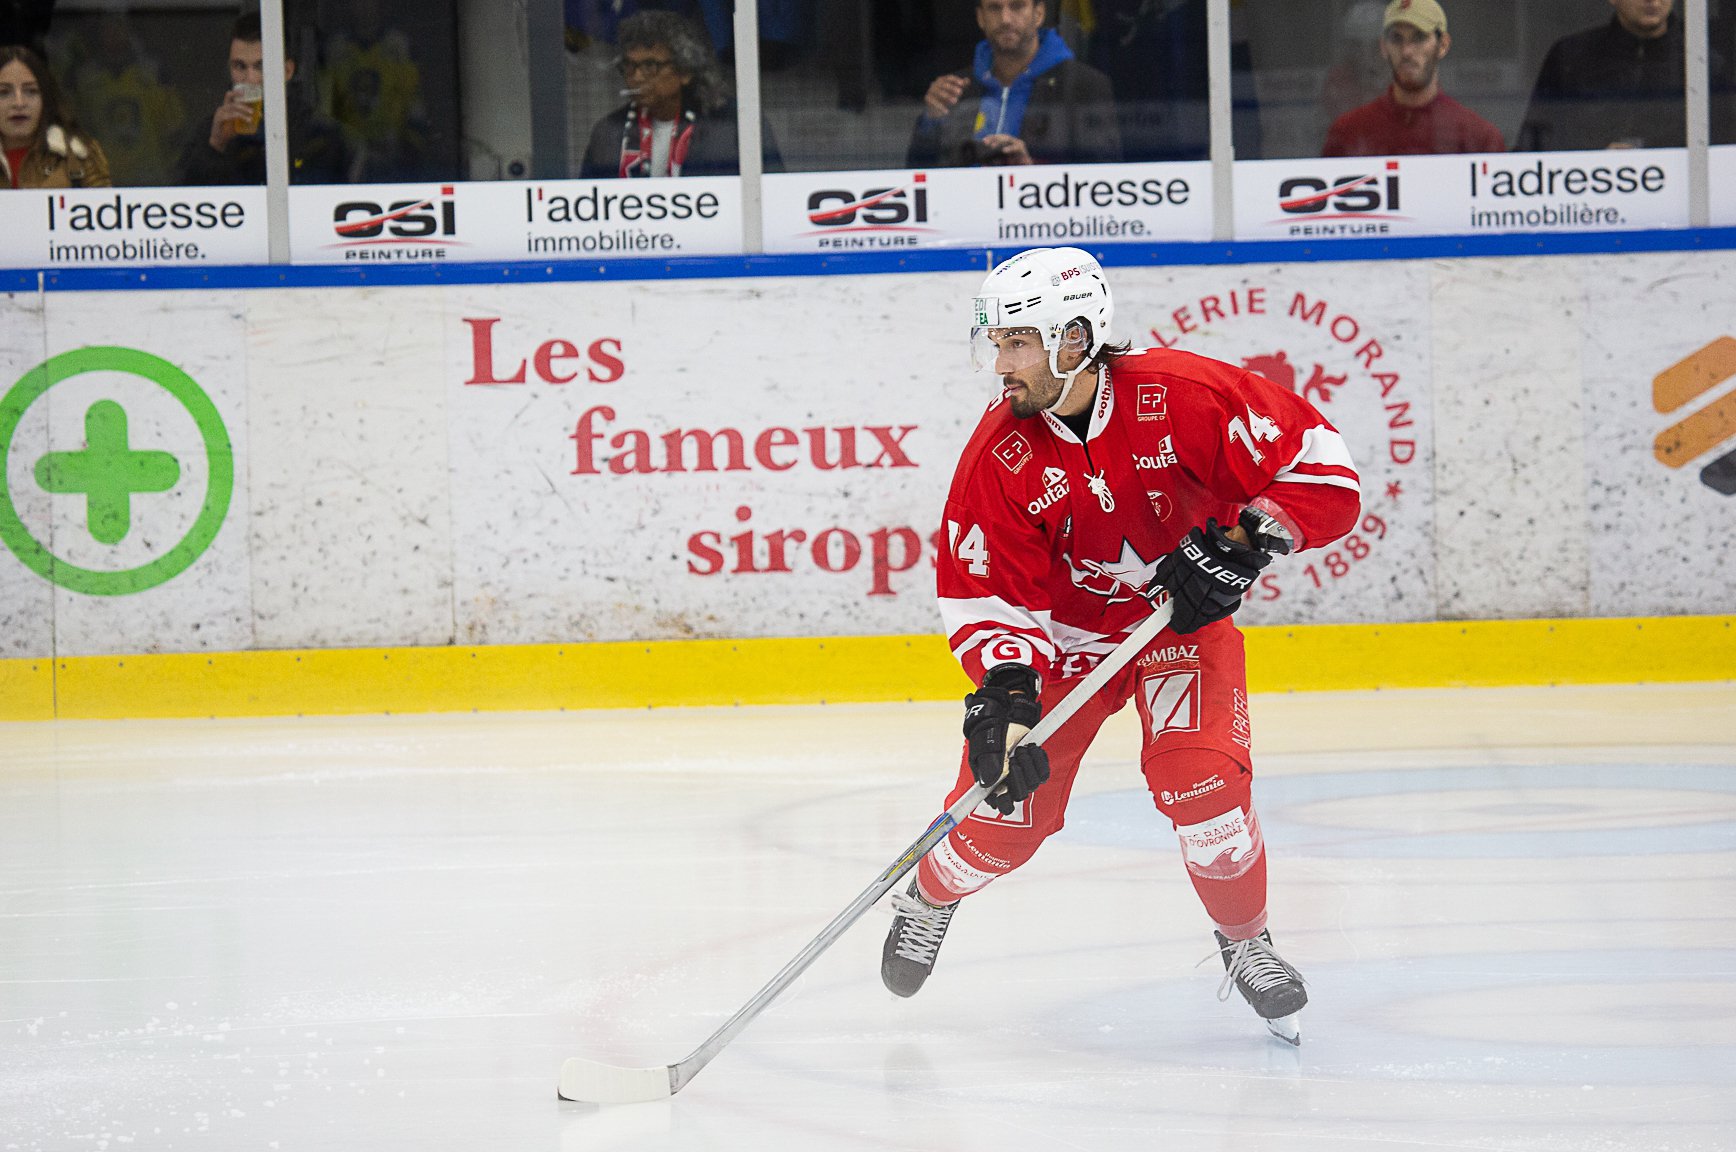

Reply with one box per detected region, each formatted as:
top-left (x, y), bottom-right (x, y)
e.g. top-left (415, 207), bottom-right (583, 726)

top-left (1381, 24), bottom-right (1446, 93)
top-left (982, 329), bottom-right (1060, 418)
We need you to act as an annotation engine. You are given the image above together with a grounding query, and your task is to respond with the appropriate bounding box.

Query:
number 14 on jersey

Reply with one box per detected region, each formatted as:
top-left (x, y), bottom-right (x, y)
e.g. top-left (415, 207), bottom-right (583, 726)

top-left (948, 520), bottom-right (990, 577)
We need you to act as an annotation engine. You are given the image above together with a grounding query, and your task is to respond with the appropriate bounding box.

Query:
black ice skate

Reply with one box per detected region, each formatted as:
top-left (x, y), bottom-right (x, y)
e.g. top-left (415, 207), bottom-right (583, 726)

top-left (881, 881), bottom-right (959, 997)
top-left (1214, 929), bottom-right (1308, 1045)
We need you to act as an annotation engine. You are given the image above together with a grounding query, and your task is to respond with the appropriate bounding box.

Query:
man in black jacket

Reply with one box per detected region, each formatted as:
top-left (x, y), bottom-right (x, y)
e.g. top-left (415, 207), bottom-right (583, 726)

top-left (907, 0), bottom-right (1120, 168)
top-left (578, 10), bottom-right (781, 179)
top-left (1517, 0), bottom-right (1684, 151)
top-left (179, 13), bottom-right (351, 185)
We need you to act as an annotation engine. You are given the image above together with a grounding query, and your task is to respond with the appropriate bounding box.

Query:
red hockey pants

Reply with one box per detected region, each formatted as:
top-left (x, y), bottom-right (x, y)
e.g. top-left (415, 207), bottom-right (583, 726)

top-left (915, 620), bottom-right (1270, 939)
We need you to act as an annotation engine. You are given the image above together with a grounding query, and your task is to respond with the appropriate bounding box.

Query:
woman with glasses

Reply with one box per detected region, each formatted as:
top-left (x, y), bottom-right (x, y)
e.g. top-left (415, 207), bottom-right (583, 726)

top-left (578, 10), bottom-right (781, 178)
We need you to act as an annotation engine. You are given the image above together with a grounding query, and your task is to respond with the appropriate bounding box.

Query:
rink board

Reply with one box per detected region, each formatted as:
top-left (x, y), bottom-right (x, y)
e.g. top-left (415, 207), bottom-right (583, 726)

top-left (5, 614), bottom-right (1731, 721)
top-left (3, 243), bottom-right (1736, 719)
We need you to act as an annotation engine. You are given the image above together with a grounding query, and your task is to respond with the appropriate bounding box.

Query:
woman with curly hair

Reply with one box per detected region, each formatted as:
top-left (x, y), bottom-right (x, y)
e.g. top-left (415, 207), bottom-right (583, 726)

top-left (578, 10), bottom-right (781, 179)
top-left (1, 43), bottom-right (111, 188)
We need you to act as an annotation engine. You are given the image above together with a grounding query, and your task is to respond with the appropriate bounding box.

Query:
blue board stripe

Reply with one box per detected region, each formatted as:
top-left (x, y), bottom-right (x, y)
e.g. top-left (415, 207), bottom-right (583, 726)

top-left (15, 225), bottom-right (1736, 293)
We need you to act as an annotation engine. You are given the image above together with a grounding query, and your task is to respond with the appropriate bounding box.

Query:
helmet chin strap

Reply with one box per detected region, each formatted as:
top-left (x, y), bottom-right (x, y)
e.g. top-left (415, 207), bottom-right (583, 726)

top-left (1044, 346), bottom-right (1096, 414)
top-left (1044, 320), bottom-right (1100, 414)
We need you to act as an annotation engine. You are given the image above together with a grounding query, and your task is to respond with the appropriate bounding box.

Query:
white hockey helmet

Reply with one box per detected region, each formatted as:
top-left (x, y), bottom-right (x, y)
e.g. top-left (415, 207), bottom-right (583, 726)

top-left (970, 246), bottom-right (1114, 390)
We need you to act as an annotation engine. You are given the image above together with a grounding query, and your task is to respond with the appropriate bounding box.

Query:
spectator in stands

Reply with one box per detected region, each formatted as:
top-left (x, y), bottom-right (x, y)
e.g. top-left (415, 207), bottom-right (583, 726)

top-left (1, 43), bottom-right (109, 188)
top-left (179, 12), bottom-right (350, 185)
top-left (1517, 0), bottom-right (1683, 151)
top-left (908, 0), bottom-right (1120, 167)
top-left (324, 0), bottom-right (429, 182)
top-left (1322, 0), bottom-right (1503, 157)
top-left (579, 10), bottom-right (783, 178)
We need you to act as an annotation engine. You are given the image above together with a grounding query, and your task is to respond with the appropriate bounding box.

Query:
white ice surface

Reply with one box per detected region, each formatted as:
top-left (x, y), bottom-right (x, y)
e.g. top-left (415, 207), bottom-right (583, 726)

top-left (2, 684), bottom-right (1734, 1151)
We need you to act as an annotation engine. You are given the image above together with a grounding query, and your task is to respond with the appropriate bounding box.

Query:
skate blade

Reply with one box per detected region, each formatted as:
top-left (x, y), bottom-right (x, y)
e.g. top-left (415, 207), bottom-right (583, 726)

top-left (1264, 1012), bottom-right (1302, 1046)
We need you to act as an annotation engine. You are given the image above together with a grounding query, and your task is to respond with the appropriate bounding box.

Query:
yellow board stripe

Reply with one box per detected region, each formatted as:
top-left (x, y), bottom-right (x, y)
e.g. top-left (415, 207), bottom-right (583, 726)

top-left (1, 616), bottom-right (1732, 722)
top-left (0, 658), bottom-right (54, 721)
top-left (1241, 615), bottom-right (1736, 692)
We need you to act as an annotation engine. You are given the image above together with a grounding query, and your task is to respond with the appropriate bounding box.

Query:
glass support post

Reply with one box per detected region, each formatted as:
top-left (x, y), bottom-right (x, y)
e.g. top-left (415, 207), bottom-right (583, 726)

top-left (1207, 0), bottom-right (1232, 241)
top-left (734, 0), bottom-right (765, 254)
top-left (261, 0), bottom-right (291, 262)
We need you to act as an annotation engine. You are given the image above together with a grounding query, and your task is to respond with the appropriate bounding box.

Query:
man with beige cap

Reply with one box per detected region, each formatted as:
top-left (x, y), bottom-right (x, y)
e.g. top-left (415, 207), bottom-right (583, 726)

top-left (1322, 0), bottom-right (1504, 156)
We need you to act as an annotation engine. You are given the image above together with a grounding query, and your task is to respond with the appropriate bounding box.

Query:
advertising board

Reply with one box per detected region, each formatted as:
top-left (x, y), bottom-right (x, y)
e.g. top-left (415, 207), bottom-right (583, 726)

top-left (760, 163), bottom-right (1212, 253)
top-left (286, 179), bottom-right (744, 264)
top-left (0, 186), bottom-right (269, 269)
top-left (1233, 150), bottom-right (1689, 240)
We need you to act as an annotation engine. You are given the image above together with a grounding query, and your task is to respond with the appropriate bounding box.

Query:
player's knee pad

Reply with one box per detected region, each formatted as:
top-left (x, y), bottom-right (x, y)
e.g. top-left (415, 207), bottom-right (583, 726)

top-left (1145, 748), bottom-right (1262, 882)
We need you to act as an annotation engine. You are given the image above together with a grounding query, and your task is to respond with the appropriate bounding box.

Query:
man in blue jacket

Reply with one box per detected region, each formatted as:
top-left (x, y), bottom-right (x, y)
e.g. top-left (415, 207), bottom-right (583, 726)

top-left (908, 0), bottom-right (1121, 167)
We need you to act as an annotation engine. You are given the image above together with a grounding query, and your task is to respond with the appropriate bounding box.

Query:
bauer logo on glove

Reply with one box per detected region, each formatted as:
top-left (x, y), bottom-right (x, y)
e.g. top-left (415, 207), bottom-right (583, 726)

top-left (1148, 512), bottom-right (1277, 635)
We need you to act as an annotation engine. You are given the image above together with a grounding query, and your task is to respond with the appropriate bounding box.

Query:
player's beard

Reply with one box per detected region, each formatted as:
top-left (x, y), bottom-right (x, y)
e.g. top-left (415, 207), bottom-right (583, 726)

top-left (1004, 369), bottom-right (1064, 418)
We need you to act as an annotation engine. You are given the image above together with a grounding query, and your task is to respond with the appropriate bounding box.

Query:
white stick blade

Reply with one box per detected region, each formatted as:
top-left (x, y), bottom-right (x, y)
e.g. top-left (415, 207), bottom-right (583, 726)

top-left (558, 1057), bottom-right (674, 1104)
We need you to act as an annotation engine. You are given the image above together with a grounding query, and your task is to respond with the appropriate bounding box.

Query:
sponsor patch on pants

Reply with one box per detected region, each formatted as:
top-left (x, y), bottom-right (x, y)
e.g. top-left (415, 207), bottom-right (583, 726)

top-left (1143, 669), bottom-right (1201, 737)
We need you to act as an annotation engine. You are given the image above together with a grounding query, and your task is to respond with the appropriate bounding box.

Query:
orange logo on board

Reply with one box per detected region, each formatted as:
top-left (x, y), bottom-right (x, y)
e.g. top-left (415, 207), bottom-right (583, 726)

top-left (1654, 336), bottom-right (1736, 495)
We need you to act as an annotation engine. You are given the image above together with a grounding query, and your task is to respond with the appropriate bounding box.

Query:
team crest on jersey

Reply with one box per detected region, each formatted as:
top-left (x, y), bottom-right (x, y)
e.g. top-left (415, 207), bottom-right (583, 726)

top-left (1136, 383), bottom-right (1168, 421)
top-left (993, 430), bottom-right (1032, 474)
top-left (1067, 538), bottom-right (1159, 603)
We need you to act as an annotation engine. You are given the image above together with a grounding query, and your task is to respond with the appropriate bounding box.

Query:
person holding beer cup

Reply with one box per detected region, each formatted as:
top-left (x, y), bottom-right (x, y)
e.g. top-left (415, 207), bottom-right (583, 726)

top-left (182, 12), bottom-right (349, 185)
top-left (206, 14), bottom-right (280, 153)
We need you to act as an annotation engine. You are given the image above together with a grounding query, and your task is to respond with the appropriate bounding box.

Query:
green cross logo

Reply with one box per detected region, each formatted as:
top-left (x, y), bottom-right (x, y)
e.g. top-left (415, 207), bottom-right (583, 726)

top-left (0, 346), bottom-right (233, 596)
top-left (36, 400), bottom-right (182, 545)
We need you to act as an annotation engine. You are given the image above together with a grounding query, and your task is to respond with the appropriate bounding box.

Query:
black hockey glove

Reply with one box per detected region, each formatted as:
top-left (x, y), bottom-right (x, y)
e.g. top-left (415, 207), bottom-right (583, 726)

top-left (962, 663), bottom-right (1050, 815)
top-left (1148, 507), bottom-right (1289, 635)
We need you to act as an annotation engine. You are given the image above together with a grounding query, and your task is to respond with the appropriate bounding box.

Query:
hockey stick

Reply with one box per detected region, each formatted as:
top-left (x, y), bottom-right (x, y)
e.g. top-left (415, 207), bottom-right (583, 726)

top-left (557, 596), bottom-right (1176, 1105)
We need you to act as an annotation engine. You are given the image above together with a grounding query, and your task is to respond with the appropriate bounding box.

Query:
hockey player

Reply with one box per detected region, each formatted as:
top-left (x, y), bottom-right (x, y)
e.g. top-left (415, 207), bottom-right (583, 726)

top-left (882, 247), bottom-right (1361, 1042)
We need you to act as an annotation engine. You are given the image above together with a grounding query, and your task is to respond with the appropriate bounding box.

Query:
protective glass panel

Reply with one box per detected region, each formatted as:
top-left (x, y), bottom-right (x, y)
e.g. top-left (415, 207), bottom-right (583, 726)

top-left (1230, 0), bottom-right (1694, 240)
top-left (3, 7), bottom-right (276, 266)
top-left (1236, 0), bottom-right (1691, 160)
top-left (751, 0), bottom-right (1206, 173)
top-left (564, 4), bottom-right (761, 179)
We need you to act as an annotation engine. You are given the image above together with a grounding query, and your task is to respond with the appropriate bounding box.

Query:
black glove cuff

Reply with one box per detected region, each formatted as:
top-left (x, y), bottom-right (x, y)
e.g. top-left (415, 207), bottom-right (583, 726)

top-left (981, 662), bottom-right (1042, 727)
top-left (981, 662), bottom-right (1041, 698)
top-left (1202, 517), bottom-right (1273, 573)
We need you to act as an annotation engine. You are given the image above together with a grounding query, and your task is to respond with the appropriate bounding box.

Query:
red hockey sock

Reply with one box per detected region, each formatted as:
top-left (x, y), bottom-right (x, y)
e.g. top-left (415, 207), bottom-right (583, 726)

top-left (1171, 800), bottom-right (1269, 937)
top-left (914, 855), bottom-right (970, 905)
top-left (1185, 824), bottom-right (1268, 938)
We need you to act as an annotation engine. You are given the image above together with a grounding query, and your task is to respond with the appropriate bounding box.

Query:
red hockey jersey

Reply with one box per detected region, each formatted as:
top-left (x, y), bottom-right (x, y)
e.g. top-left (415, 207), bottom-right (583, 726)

top-left (938, 347), bottom-right (1362, 686)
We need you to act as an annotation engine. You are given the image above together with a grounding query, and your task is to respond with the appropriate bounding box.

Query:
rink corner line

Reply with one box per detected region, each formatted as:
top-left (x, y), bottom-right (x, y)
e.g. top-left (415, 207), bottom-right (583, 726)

top-left (1, 615), bottom-right (1732, 721)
